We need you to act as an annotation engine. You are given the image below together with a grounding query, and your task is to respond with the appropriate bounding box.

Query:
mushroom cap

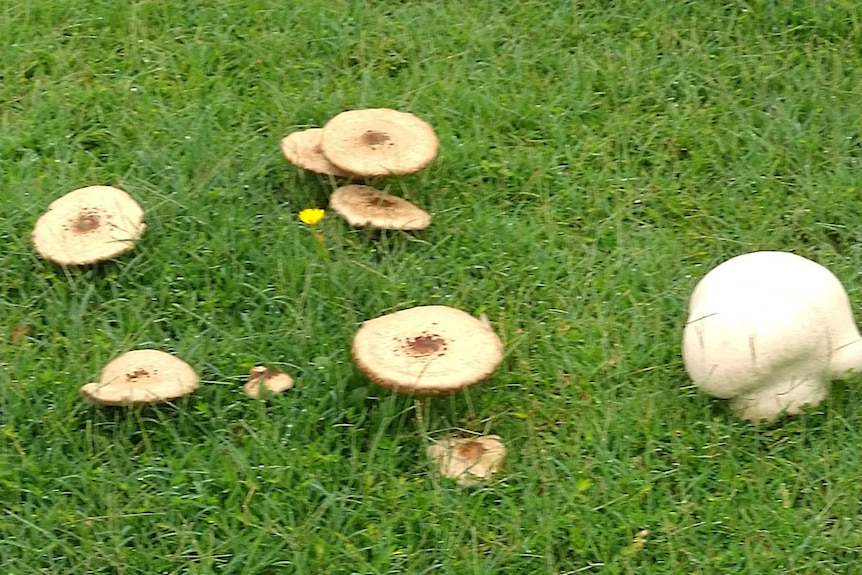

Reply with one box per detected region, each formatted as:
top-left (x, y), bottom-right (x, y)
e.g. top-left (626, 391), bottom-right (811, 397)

top-left (32, 186), bottom-right (146, 266)
top-left (427, 434), bottom-right (506, 486)
top-left (351, 305), bottom-right (503, 395)
top-left (330, 185), bottom-right (431, 230)
top-left (243, 366), bottom-right (295, 398)
top-left (280, 128), bottom-right (354, 177)
top-left (80, 350), bottom-right (200, 406)
top-left (320, 108), bottom-right (439, 177)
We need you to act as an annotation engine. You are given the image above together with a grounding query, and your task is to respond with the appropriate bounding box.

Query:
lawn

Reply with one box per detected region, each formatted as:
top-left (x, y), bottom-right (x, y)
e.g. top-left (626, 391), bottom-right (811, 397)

top-left (2, 1), bottom-right (862, 573)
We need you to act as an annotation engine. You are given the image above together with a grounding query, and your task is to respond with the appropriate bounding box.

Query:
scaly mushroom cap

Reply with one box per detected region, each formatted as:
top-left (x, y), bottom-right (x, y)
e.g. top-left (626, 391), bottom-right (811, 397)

top-left (280, 128), bottom-right (354, 177)
top-left (320, 108), bottom-right (439, 177)
top-left (427, 434), bottom-right (506, 486)
top-left (330, 185), bottom-right (431, 230)
top-left (351, 305), bottom-right (503, 395)
top-left (243, 366), bottom-right (294, 398)
top-left (32, 186), bottom-right (146, 266)
top-left (80, 350), bottom-right (200, 406)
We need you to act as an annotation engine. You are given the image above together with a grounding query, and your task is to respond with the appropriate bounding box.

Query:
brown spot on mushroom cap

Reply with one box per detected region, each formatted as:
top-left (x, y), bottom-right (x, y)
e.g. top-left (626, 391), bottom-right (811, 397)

top-left (427, 434), bottom-right (506, 486)
top-left (74, 212), bottom-right (101, 232)
top-left (280, 128), bottom-right (354, 177)
top-left (330, 185), bottom-right (431, 230)
top-left (32, 186), bottom-right (146, 266)
top-left (243, 366), bottom-right (294, 399)
top-left (360, 130), bottom-right (393, 147)
top-left (80, 349), bottom-right (199, 406)
top-left (321, 109), bottom-right (439, 177)
top-left (405, 334), bottom-right (446, 355)
top-left (351, 305), bottom-right (503, 395)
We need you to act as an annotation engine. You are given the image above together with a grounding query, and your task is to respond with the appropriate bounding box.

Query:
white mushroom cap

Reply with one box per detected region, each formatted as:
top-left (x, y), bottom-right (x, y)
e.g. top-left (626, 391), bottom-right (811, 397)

top-left (428, 434), bottom-right (506, 486)
top-left (32, 186), bottom-right (146, 266)
top-left (330, 185), bottom-right (431, 230)
top-left (243, 366), bottom-right (294, 398)
top-left (280, 128), bottom-right (354, 177)
top-left (351, 305), bottom-right (503, 395)
top-left (320, 108), bottom-right (439, 177)
top-left (80, 350), bottom-right (200, 406)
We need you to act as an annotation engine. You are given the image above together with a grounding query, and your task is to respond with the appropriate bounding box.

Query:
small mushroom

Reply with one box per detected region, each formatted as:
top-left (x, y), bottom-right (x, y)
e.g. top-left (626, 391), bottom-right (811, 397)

top-left (330, 185), bottom-right (431, 230)
top-left (243, 366), bottom-right (294, 398)
top-left (80, 350), bottom-right (200, 406)
top-left (280, 128), bottom-right (353, 177)
top-left (351, 305), bottom-right (503, 395)
top-left (682, 251), bottom-right (862, 422)
top-left (320, 108), bottom-right (439, 177)
top-left (32, 186), bottom-right (146, 266)
top-left (427, 434), bottom-right (506, 486)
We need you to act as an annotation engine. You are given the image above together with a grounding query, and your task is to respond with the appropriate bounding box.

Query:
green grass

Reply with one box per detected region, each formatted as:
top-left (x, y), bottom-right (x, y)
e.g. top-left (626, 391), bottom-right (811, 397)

top-left (2, 1), bottom-right (862, 573)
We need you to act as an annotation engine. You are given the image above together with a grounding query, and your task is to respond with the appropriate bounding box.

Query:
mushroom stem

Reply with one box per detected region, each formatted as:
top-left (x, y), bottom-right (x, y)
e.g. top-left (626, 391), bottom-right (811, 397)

top-left (414, 397), bottom-right (431, 440)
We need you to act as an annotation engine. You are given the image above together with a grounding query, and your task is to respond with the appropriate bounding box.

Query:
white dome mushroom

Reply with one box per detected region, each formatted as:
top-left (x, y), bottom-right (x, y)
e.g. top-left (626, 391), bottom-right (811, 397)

top-left (351, 305), bottom-right (503, 395)
top-left (80, 350), bottom-right (200, 406)
top-left (682, 251), bottom-right (862, 422)
top-left (427, 434), bottom-right (506, 486)
top-left (31, 185), bottom-right (146, 266)
top-left (280, 128), bottom-right (354, 178)
top-left (330, 185), bottom-right (431, 231)
top-left (320, 108), bottom-right (439, 177)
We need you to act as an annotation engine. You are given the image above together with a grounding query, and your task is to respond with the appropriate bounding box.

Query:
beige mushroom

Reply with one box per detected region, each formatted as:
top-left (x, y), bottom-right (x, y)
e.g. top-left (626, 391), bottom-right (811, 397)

top-left (32, 185), bottom-right (146, 266)
top-left (351, 305), bottom-right (503, 395)
top-left (280, 128), bottom-right (353, 177)
top-left (80, 350), bottom-right (200, 406)
top-left (330, 185), bottom-right (431, 230)
top-left (320, 108), bottom-right (439, 177)
top-left (427, 434), bottom-right (506, 486)
top-left (243, 366), bottom-right (294, 398)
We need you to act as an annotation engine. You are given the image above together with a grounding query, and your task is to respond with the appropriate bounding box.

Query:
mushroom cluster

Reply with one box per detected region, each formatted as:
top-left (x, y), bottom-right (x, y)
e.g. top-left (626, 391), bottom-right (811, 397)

top-left (351, 305), bottom-right (508, 484)
top-left (281, 108), bottom-right (438, 231)
top-left (25, 105), bottom-right (507, 488)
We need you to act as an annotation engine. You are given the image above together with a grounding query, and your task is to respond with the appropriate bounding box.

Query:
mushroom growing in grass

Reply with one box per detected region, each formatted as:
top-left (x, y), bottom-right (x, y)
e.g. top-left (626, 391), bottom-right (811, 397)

top-left (320, 108), bottom-right (439, 178)
top-left (81, 350), bottom-right (199, 406)
top-left (428, 434), bottom-right (506, 486)
top-left (682, 251), bottom-right (862, 422)
top-left (32, 185), bottom-right (146, 266)
top-left (280, 128), bottom-right (353, 178)
top-left (330, 185), bottom-right (431, 231)
top-left (351, 305), bottom-right (504, 396)
top-left (243, 366), bottom-right (294, 399)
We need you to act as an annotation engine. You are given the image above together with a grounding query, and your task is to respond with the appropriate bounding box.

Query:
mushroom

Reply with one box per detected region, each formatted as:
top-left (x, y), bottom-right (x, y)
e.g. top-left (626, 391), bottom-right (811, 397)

top-left (682, 251), bottom-right (862, 422)
top-left (280, 128), bottom-right (353, 177)
top-left (243, 366), bottom-right (294, 398)
top-left (427, 434), bottom-right (506, 486)
top-left (330, 185), bottom-right (431, 230)
top-left (320, 108), bottom-right (439, 177)
top-left (80, 350), bottom-right (200, 406)
top-left (31, 185), bottom-right (146, 266)
top-left (351, 305), bottom-right (504, 395)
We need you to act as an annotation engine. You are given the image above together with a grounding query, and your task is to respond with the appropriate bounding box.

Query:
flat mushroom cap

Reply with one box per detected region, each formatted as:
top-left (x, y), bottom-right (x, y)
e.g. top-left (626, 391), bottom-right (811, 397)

top-left (243, 366), bottom-right (295, 398)
top-left (280, 128), bottom-right (353, 177)
top-left (80, 350), bottom-right (200, 406)
top-left (321, 108), bottom-right (439, 177)
top-left (427, 434), bottom-right (506, 486)
top-left (32, 186), bottom-right (146, 266)
top-left (330, 185), bottom-right (431, 230)
top-left (351, 305), bottom-right (503, 395)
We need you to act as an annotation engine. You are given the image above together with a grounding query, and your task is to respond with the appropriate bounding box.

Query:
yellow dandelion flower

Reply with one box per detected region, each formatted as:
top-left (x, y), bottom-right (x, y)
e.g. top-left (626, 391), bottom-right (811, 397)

top-left (299, 208), bottom-right (325, 226)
